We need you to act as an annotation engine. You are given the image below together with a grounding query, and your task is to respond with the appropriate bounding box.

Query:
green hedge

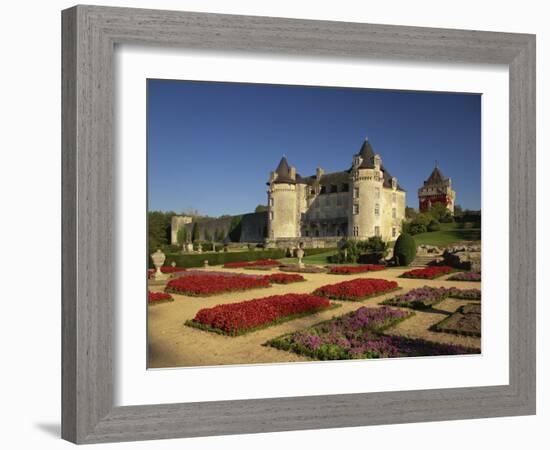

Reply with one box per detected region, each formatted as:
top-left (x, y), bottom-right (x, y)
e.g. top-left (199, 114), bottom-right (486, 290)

top-left (153, 249), bottom-right (287, 269)
top-left (302, 247), bottom-right (337, 257)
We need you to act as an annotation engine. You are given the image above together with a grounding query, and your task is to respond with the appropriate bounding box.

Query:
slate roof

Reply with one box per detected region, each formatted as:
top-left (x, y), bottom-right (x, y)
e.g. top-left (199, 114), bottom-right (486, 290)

top-left (272, 156), bottom-right (296, 184)
top-left (269, 138), bottom-right (405, 192)
top-left (424, 166), bottom-right (447, 185)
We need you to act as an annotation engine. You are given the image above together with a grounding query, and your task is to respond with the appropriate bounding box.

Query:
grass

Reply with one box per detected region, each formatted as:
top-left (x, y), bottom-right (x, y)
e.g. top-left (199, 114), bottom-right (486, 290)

top-left (412, 222), bottom-right (480, 247)
top-left (280, 249), bottom-right (338, 265)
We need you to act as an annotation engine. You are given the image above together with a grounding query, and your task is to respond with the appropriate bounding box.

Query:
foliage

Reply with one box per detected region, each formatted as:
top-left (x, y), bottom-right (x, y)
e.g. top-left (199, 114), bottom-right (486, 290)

top-left (393, 233), bottom-right (417, 266)
top-left (191, 222), bottom-right (199, 242)
top-left (176, 227), bottom-right (188, 245)
top-left (428, 203), bottom-right (454, 223)
top-left (405, 206), bottom-right (417, 219)
top-left (427, 219), bottom-right (441, 232)
top-left (204, 229), bottom-right (211, 242)
top-left (328, 237), bottom-right (387, 264)
top-left (254, 204), bottom-right (268, 213)
top-left (155, 249), bottom-right (286, 269)
top-left (228, 216), bottom-right (243, 242)
top-left (148, 211), bottom-right (177, 251)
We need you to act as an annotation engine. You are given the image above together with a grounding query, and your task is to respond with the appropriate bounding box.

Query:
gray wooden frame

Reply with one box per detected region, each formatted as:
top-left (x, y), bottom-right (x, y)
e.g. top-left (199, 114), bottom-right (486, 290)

top-left (62, 4), bottom-right (536, 444)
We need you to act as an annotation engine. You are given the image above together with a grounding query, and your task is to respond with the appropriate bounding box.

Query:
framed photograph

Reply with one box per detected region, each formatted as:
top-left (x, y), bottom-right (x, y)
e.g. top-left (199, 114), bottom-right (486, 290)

top-left (62, 5), bottom-right (536, 444)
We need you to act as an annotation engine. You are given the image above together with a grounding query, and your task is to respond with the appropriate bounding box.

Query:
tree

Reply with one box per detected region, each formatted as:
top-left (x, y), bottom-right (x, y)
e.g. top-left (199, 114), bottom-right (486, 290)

top-left (204, 229), bottom-right (211, 242)
top-left (177, 227), bottom-right (188, 245)
top-left (405, 207), bottom-right (417, 219)
top-left (191, 222), bottom-right (200, 242)
top-left (254, 204), bottom-right (268, 213)
top-left (454, 204), bottom-right (463, 217)
top-left (147, 211), bottom-right (176, 251)
top-left (393, 233), bottom-right (417, 266)
top-left (428, 203), bottom-right (453, 223)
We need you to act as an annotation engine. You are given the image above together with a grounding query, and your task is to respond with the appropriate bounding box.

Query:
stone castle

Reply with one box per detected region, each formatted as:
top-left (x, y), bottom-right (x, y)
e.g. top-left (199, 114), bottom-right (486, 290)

top-left (418, 165), bottom-right (456, 214)
top-left (170, 137), bottom-right (457, 249)
top-left (266, 137), bottom-right (406, 245)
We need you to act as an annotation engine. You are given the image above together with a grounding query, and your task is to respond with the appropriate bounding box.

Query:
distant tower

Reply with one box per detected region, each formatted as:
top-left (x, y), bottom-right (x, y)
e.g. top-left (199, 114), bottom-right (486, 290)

top-left (267, 157), bottom-right (300, 239)
top-left (418, 164), bottom-right (456, 214)
top-left (348, 138), bottom-right (385, 239)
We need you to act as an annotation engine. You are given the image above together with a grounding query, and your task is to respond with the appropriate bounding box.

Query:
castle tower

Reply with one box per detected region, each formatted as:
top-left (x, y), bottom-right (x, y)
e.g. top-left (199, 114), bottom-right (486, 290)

top-left (418, 164), bottom-right (456, 214)
top-left (267, 157), bottom-right (301, 239)
top-left (348, 138), bottom-right (385, 239)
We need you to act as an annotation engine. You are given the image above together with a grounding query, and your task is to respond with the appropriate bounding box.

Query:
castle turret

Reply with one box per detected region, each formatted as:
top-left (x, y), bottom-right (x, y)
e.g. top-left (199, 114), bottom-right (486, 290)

top-left (348, 138), bottom-right (385, 239)
top-left (418, 165), bottom-right (456, 214)
top-left (267, 157), bottom-right (301, 239)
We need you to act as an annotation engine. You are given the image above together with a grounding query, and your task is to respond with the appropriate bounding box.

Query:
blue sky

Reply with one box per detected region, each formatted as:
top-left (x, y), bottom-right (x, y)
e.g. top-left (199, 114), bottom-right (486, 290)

top-left (147, 79), bottom-right (481, 215)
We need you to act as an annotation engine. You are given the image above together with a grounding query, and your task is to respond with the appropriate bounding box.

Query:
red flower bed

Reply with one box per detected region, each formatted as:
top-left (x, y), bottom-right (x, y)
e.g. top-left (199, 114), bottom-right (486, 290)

top-left (147, 291), bottom-right (174, 304)
top-left (148, 266), bottom-right (186, 278)
top-left (400, 266), bottom-right (454, 279)
top-left (223, 259), bottom-right (280, 269)
top-left (328, 265), bottom-right (386, 274)
top-left (263, 273), bottom-right (305, 284)
top-left (165, 274), bottom-right (270, 296)
top-left (189, 293), bottom-right (331, 335)
top-left (314, 278), bottom-right (399, 301)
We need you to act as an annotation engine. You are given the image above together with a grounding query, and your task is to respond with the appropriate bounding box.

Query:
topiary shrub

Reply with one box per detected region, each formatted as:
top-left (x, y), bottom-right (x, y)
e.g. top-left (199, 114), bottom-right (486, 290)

top-left (393, 233), bottom-right (417, 266)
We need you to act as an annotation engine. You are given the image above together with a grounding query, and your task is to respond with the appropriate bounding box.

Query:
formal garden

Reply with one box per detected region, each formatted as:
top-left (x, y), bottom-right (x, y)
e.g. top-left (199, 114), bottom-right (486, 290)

top-left (146, 206), bottom-right (481, 368)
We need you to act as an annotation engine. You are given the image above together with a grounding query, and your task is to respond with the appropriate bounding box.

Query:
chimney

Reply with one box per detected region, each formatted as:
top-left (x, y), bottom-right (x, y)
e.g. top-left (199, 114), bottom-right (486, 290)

top-left (316, 167), bottom-right (324, 179)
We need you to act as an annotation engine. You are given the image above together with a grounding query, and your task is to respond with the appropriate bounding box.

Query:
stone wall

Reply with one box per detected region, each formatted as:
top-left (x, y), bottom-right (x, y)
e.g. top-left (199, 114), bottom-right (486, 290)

top-left (172, 211), bottom-right (268, 244)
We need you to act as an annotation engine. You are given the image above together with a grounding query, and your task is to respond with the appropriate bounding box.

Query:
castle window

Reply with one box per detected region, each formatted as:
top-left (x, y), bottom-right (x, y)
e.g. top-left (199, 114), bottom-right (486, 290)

top-left (392, 193), bottom-right (396, 203)
top-left (375, 204), bottom-right (380, 216)
top-left (320, 185), bottom-right (326, 195)
top-left (269, 211), bottom-right (274, 220)
top-left (375, 187), bottom-right (380, 199)
top-left (353, 203), bottom-right (359, 215)
top-left (330, 184), bottom-right (338, 193)
top-left (310, 188), bottom-right (315, 195)
top-left (269, 197), bottom-right (274, 206)
top-left (342, 183), bottom-right (349, 192)
top-left (392, 207), bottom-right (396, 218)
top-left (392, 227), bottom-right (397, 238)
top-left (375, 226), bottom-right (380, 236)
top-left (353, 187), bottom-right (359, 198)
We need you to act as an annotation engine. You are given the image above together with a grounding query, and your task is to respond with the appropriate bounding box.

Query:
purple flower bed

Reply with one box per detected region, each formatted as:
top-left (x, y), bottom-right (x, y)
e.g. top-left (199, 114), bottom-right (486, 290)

top-left (383, 286), bottom-right (481, 309)
top-left (448, 272), bottom-right (481, 282)
top-left (266, 306), bottom-right (478, 360)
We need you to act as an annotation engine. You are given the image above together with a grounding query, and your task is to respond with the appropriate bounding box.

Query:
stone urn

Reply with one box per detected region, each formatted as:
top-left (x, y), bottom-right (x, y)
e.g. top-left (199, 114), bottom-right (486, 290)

top-left (171, 261), bottom-right (176, 268)
top-left (150, 249), bottom-right (168, 280)
top-left (197, 243), bottom-right (203, 254)
top-left (203, 260), bottom-right (209, 268)
top-left (296, 247), bottom-right (305, 268)
top-left (186, 242), bottom-right (194, 253)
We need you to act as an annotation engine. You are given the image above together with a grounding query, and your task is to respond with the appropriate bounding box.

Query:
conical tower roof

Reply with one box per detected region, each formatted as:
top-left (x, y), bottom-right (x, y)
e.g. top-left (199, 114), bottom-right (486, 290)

top-left (355, 138), bottom-right (376, 169)
top-left (272, 156), bottom-right (296, 184)
top-left (425, 165), bottom-right (446, 185)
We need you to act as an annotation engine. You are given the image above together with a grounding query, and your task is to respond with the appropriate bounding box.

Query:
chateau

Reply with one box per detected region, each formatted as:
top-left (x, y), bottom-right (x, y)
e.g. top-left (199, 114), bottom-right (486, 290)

top-left (418, 165), bottom-right (456, 214)
top-left (266, 138), bottom-right (406, 244)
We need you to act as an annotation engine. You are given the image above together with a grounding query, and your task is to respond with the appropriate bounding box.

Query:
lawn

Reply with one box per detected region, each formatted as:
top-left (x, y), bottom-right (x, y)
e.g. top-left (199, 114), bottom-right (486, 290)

top-left (412, 222), bottom-right (480, 247)
top-left (280, 249), bottom-right (338, 265)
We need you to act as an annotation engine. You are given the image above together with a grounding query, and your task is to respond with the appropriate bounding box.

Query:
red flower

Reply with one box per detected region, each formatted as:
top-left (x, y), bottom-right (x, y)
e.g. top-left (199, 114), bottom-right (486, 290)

top-left (401, 266), bottom-right (454, 279)
top-left (223, 259), bottom-right (281, 268)
top-left (148, 291), bottom-right (173, 304)
top-left (314, 278), bottom-right (398, 301)
top-left (328, 265), bottom-right (385, 274)
top-left (192, 293), bottom-right (330, 334)
top-left (263, 273), bottom-right (305, 284)
top-left (165, 274), bottom-right (270, 296)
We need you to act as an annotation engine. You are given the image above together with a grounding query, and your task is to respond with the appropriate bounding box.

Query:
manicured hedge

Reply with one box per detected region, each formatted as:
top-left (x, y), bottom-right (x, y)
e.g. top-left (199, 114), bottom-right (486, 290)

top-left (152, 249), bottom-right (286, 269)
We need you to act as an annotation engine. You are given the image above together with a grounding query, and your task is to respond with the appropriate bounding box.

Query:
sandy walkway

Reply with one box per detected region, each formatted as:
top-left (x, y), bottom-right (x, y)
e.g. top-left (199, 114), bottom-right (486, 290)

top-left (147, 267), bottom-right (481, 368)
